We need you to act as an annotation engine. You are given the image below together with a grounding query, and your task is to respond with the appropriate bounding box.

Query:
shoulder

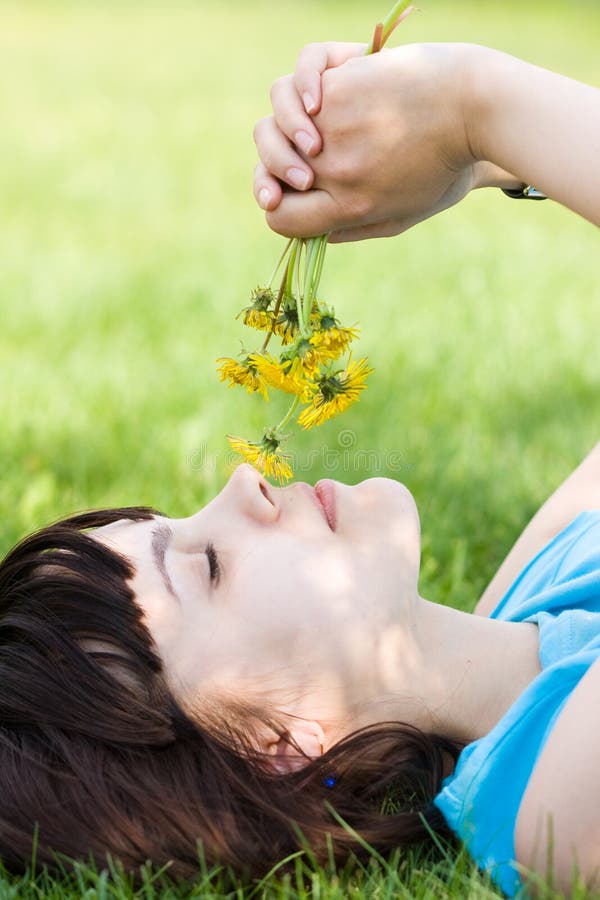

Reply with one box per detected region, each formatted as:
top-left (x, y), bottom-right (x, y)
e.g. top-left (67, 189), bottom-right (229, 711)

top-left (515, 655), bottom-right (600, 896)
top-left (475, 442), bottom-right (600, 618)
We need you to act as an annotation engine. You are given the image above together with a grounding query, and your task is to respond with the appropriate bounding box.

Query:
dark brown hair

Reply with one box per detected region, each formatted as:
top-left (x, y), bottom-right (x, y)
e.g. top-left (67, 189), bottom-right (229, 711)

top-left (0, 507), bottom-right (463, 882)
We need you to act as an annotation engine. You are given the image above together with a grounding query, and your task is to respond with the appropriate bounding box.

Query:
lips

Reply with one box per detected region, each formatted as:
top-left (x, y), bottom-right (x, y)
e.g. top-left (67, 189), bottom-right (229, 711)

top-left (314, 480), bottom-right (336, 531)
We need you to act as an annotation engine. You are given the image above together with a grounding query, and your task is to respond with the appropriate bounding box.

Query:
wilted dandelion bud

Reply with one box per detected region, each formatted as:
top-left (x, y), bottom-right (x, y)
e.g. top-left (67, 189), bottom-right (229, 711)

top-left (237, 286), bottom-right (277, 332)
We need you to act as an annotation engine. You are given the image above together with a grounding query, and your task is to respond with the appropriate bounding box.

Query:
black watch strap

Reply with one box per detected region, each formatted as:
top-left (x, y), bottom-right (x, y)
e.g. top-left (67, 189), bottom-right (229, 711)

top-left (502, 184), bottom-right (548, 200)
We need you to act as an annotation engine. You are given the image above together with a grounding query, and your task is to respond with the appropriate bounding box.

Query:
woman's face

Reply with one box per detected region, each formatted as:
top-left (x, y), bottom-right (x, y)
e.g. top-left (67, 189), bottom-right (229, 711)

top-left (93, 464), bottom-right (421, 747)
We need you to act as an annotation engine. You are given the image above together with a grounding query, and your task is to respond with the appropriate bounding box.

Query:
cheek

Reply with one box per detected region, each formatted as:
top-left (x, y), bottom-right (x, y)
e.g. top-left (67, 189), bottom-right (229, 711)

top-left (223, 572), bottom-right (366, 700)
top-left (352, 490), bottom-right (420, 591)
top-left (225, 543), bottom-right (392, 680)
top-left (232, 541), bottom-right (361, 623)
top-left (132, 576), bottom-right (182, 648)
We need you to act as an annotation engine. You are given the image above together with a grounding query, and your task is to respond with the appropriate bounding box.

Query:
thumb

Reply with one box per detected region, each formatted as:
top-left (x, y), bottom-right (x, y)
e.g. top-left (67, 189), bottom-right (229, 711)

top-left (265, 188), bottom-right (344, 239)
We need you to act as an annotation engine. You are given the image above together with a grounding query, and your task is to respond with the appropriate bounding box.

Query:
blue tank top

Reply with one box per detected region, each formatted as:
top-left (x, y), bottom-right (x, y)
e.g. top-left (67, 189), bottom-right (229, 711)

top-left (433, 510), bottom-right (600, 897)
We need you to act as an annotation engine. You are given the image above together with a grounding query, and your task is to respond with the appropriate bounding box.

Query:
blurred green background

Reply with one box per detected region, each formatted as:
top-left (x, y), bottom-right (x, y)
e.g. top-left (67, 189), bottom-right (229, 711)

top-left (1, 0), bottom-right (599, 614)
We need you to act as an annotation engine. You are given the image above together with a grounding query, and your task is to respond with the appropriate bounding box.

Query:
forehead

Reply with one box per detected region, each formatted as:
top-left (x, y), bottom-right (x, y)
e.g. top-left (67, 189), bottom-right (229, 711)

top-left (92, 517), bottom-right (175, 613)
top-left (92, 517), bottom-right (160, 560)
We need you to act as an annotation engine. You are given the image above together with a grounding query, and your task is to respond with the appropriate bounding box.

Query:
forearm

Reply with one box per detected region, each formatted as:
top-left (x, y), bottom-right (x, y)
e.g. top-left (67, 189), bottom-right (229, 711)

top-left (466, 46), bottom-right (600, 226)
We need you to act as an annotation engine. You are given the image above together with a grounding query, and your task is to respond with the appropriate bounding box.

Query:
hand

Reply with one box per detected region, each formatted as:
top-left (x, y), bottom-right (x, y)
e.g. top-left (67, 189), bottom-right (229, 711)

top-left (253, 42), bottom-right (519, 241)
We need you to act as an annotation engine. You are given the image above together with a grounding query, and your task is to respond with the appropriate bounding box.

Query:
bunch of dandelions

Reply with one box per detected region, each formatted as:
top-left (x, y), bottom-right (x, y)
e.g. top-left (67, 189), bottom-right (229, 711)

top-left (217, 236), bottom-right (372, 483)
top-left (217, 0), bottom-right (415, 483)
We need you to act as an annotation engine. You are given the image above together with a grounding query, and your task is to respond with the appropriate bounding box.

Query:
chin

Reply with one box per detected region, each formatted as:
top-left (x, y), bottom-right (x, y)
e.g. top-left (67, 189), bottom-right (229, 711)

top-left (347, 477), bottom-right (421, 578)
top-left (364, 476), bottom-right (418, 520)
top-left (334, 476), bottom-right (420, 546)
top-left (355, 474), bottom-right (417, 502)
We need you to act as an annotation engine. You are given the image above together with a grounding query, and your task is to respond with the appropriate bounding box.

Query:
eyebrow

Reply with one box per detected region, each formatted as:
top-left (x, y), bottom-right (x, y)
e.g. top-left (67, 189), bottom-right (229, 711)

top-left (151, 523), bottom-right (180, 606)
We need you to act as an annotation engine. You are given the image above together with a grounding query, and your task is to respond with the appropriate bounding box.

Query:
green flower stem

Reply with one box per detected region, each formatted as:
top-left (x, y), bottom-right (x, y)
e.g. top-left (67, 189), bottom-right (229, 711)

top-left (295, 239), bottom-right (304, 310)
top-left (303, 237), bottom-right (319, 318)
top-left (305, 236), bottom-right (320, 285)
top-left (302, 235), bottom-right (327, 333)
top-left (295, 240), bottom-right (308, 334)
top-left (267, 237), bottom-right (293, 288)
top-left (309, 235), bottom-right (327, 315)
top-left (276, 395), bottom-right (300, 432)
top-left (285, 240), bottom-right (298, 299)
top-left (316, 235), bottom-right (327, 284)
top-left (366, 0), bottom-right (413, 54)
top-left (261, 266), bottom-right (288, 352)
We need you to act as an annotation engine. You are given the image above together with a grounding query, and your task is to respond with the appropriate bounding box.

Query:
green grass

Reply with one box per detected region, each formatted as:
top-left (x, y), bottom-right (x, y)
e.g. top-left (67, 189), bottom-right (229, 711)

top-left (0, 841), bottom-right (545, 900)
top-left (1, 0), bottom-right (599, 896)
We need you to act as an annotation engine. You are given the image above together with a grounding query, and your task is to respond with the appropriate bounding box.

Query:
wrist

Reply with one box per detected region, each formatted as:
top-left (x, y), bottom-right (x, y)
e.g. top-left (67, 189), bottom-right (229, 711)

top-left (472, 161), bottom-right (525, 191)
top-left (461, 44), bottom-right (517, 165)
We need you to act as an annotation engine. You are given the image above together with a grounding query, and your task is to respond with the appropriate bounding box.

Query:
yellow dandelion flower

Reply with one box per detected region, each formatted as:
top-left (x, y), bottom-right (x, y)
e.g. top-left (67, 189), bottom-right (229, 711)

top-left (281, 335), bottom-right (337, 379)
top-left (236, 287), bottom-right (276, 333)
top-left (216, 357), bottom-right (270, 401)
top-left (297, 357), bottom-right (373, 429)
top-left (249, 353), bottom-right (314, 402)
top-left (227, 435), bottom-right (293, 484)
top-left (241, 308), bottom-right (276, 332)
top-left (275, 299), bottom-right (321, 345)
top-left (250, 287), bottom-right (275, 310)
top-left (292, 339), bottom-right (323, 379)
top-left (273, 306), bottom-right (299, 345)
top-left (259, 449), bottom-right (294, 483)
top-left (310, 323), bottom-right (360, 358)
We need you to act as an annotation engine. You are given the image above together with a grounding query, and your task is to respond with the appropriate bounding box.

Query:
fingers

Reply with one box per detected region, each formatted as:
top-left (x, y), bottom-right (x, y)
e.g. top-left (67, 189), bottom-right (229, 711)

top-left (253, 162), bottom-right (282, 212)
top-left (253, 115), bottom-right (315, 192)
top-left (269, 73), bottom-right (322, 157)
top-left (252, 42), bottom-right (368, 215)
top-left (294, 42), bottom-right (368, 114)
top-left (263, 44), bottom-right (367, 167)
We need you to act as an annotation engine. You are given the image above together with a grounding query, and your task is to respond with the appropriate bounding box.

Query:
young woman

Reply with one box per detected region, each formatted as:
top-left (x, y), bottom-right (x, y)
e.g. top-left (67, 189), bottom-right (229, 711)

top-left (0, 41), bottom-right (598, 899)
top-left (1, 456), bottom-right (600, 896)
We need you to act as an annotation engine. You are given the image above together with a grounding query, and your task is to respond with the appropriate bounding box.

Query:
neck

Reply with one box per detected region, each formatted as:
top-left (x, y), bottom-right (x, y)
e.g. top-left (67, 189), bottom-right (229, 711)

top-left (339, 595), bottom-right (542, 748)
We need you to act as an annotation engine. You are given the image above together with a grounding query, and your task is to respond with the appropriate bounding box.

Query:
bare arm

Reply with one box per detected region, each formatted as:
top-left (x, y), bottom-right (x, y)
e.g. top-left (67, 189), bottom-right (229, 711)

top-left (515, 655), bottom-right (600, 896)
top-left (475, 442), bottom-right (600, 616)
top-left (467, 46), bottom-right (600, 229)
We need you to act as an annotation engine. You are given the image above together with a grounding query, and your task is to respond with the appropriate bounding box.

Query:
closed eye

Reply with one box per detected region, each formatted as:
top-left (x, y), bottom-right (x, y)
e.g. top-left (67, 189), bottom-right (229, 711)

top-left (206, 543), bottom-right (221, 585)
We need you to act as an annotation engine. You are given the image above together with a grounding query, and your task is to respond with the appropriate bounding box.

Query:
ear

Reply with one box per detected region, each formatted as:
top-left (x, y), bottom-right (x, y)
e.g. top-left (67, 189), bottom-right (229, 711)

top-left (264, 719), bottom-right (326, 774)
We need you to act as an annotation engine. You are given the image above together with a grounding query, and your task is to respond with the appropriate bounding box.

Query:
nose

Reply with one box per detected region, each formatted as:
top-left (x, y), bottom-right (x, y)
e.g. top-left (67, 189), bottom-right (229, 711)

top-left (222, 463), bottom-right (279, 523)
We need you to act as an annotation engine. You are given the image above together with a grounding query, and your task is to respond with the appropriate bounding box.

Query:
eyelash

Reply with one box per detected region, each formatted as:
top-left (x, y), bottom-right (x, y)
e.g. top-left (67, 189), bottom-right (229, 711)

top-left (206, 543), bottom-right (221, 584)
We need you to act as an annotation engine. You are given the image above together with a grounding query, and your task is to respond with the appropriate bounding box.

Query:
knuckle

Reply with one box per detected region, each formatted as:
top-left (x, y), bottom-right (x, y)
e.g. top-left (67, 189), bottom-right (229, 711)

top-left (269, 75), bottom-right (288, 105)
top-left (333, 189), bottom-right (372, 225)
top-left (298, 41), bottom-right (319, 59)
top-left (255, 142), bottom-right (285, 178)
top-left (321, 68), bottom-right (339, 102)
top-left (252, 116), bottom-right (269, 144)
top-left (268, 80), bottom-right (278, 105)
top-left (296, 42), bottom-right (324, 78)
top-left (326, 154), bottom-right (356, 185)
